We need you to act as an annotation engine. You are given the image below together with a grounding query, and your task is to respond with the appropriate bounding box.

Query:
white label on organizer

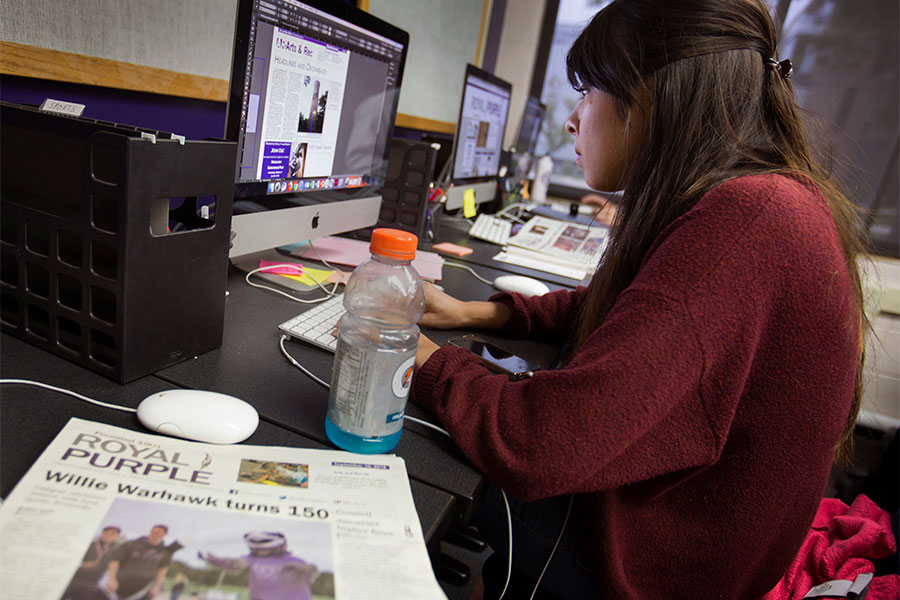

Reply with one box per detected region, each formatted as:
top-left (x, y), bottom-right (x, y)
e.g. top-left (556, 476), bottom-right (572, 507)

top-left (38, 98), bottom-right (85, 117)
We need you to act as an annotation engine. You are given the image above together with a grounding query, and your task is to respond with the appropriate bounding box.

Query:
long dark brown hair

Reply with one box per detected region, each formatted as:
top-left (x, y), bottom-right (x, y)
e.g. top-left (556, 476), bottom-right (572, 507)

top-left (566, 0), bottom-right (869, 464)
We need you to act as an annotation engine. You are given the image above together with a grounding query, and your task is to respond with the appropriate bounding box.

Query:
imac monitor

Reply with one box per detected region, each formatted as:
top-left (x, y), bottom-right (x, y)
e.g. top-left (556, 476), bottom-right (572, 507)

top-left (444, 64), bottom-right (512, 210)
top-left (511, 96), bottom-right (546, 180)
top-left (225, 0), bottom-right (409, 258)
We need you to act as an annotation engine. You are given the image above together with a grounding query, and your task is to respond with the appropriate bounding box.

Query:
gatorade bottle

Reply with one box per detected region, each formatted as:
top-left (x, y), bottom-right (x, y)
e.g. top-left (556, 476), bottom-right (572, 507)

top-left (325, 228), bottom-right (425, 453)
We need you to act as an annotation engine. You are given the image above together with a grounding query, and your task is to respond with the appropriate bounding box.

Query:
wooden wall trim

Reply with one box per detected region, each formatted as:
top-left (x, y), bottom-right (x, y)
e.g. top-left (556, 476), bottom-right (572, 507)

top-left (0, 40), bottom-right (455, 133)
top-left (0, 41), bottom-right (229, 102)
top-left (395, 113), bottom-right (455, 134)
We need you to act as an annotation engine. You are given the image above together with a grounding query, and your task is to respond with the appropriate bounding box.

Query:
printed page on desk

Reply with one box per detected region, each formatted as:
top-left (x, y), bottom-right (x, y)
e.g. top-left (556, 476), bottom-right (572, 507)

top-left (493, 215), bottom-right (610, 281)
top-left (0, 418), bottom-right (446, 600)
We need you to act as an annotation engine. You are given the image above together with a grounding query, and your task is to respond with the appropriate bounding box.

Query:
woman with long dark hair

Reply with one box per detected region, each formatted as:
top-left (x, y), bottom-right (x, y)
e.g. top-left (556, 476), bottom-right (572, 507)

top-left (411, 1), bottom-right (869, 598)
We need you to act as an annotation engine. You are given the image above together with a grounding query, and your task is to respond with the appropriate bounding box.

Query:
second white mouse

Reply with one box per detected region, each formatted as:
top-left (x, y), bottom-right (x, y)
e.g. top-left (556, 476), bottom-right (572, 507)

top-left (493, 275), bottom-right (551, 297)
top-left (137, 389), bottom-right (259, 445)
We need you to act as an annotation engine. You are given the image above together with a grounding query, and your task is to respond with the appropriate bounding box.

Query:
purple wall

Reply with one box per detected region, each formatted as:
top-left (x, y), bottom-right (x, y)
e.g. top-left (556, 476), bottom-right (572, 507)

top-left (0, 75), bottom-right (227, 141)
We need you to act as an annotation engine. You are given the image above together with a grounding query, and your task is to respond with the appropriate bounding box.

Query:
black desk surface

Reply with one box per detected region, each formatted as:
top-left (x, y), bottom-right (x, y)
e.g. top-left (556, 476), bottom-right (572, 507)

top-left (1, 227), bottom-right (573, 549)
top-left (0, 334), bottom-right (454, 553)
top-left (155, 264), bottom-right (487, 519)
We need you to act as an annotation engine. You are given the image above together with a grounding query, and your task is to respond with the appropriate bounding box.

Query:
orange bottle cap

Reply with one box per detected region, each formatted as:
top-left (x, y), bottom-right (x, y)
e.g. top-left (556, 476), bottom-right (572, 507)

top-left (370, 228), bottom-right (417, 260)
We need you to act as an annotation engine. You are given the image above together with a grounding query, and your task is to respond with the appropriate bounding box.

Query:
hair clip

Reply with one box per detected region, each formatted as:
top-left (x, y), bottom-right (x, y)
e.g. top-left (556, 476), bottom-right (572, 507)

top-left (767, 57), bottom-right (793, 79)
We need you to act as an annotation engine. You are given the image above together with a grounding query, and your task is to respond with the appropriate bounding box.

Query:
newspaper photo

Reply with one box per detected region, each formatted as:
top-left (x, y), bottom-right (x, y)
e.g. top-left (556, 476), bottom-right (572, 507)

top-left (493, 215), bottom-right (610, 281)
top-left (0, 418), bottom-right (447, 600)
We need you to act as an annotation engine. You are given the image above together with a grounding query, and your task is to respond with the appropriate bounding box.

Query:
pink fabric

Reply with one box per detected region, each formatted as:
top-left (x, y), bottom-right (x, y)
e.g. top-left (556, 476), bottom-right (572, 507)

top-left (763, 494), bottom-right (900, 600)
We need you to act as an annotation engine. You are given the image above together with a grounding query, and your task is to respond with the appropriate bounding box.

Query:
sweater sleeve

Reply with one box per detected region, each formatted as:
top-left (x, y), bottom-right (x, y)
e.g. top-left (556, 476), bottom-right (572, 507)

top-left (410, 286), bottom-right (712, 501)
top-left (490, 286), bottom-right (587, 342)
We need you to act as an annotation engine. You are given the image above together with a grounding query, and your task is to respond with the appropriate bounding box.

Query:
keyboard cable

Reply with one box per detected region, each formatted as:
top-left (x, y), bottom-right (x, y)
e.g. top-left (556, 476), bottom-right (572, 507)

top-left (443, 261), bottom-right (495, 286)
top-left (244, 239), bottom-right (347, 304)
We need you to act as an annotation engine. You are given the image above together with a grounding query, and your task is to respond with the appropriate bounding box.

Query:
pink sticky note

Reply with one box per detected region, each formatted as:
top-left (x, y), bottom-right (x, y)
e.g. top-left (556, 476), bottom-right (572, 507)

top-left (301, 236), bottom-right (444, 281)
top-left (432, 242), bottom-right (474, 257)
top-left (258, 260), bottom-right (304, 276)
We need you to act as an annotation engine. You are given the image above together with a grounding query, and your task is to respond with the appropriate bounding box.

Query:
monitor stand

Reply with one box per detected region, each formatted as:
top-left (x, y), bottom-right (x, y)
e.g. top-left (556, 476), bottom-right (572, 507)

top-left (444, 181), bottom-right (497, 211)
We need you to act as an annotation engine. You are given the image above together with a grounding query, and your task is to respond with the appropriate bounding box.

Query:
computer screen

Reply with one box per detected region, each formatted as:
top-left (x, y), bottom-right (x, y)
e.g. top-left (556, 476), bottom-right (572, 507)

top-left (450, 64), bottom-right (512, 182)
top-left (511, 96), bottom-right (546, 180)
top-left (225, 0), bottom-right (408, 258)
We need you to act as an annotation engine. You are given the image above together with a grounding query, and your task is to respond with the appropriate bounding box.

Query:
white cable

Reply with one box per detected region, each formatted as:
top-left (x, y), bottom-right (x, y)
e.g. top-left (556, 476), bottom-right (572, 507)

top-left (496, 202), bottom-right (528, 217)
top-left (276, 334), bottom-right (524, 598)
top-left (402, 414), bottom-right (450, 437)
top-left (278, 337), bottom-right (452, 439)
top-left (496, 202), bottom-right (529, 224)
top-left (306, 239), bottom-right (344, 274)
top-left (279, 335), bottom-right (332, 389)
top-left (529, 494), bottom-right (574, 600)
top-left (0, 379), bottom-right (137, 413)
top-left (443, 261), bottom-right (495, 286)
top-left (499, 489), bottom-right (513, 600)
top-left (245, 263), bottom-right (340, 303)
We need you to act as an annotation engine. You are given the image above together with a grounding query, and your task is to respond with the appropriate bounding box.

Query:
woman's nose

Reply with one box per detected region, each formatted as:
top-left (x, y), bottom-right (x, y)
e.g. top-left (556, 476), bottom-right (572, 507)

top-left (565, 114), bottom-right (577, 135)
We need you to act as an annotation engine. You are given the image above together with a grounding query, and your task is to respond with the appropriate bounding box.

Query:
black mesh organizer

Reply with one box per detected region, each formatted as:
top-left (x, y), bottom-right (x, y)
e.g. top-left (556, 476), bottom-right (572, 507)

top-left (0, 102), bottom-right (236, 382)
top-left (354, 137), bottom-right (438, 245)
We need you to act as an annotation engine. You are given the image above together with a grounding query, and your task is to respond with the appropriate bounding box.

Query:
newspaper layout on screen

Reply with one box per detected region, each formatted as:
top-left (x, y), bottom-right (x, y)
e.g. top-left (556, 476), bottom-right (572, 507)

top-left (256, 27), bottom-right (352, 181)
top-left (0, 418), bottom-right (447, 600)
top-left (493, 215), bottom-right (610, 281)
top-left (454, 78), bottom-right (510, 179)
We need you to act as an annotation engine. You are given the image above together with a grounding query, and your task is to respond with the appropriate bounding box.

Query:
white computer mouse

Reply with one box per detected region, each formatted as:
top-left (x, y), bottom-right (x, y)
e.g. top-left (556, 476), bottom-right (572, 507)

top-left (137, 390), bottom-right (259, 445)
top-left (493, 275), bottom-right (551, 297)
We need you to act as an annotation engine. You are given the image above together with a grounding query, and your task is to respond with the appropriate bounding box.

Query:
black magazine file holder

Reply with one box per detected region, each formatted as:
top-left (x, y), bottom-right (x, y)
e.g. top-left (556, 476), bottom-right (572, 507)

top-left (0, 102), bottom-right (236, 382)
top-left (354, 137), bottom-right (438, 246)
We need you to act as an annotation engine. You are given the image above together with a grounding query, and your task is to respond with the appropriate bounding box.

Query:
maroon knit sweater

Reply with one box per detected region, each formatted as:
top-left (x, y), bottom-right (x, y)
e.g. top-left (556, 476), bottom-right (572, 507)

top-left (411, 174), bottom-right (859, 599)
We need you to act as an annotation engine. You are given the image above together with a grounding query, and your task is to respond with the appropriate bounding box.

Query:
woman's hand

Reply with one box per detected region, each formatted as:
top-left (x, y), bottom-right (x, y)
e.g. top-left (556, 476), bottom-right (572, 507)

top-left (420, 282), bottom-right (471, 329)
top-left (419, 282), bottom-right (513, 330)
top-left (415, 334), bottom-right (440, 369)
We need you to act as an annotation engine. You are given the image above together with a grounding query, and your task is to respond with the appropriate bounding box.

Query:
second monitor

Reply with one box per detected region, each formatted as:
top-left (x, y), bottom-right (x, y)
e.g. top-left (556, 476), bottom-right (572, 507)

top-left (443, 64), bottom-right (512, 211)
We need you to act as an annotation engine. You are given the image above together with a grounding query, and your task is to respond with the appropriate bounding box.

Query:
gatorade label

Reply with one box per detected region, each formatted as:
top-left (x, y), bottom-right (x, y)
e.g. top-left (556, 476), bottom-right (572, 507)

top-left (391, 356), bottom-right (416, 399)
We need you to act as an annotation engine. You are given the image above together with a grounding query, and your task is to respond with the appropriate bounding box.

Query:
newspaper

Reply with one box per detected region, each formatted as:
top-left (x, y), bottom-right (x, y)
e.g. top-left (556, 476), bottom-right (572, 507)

top-left (0, 418), bottom-right (447, 600)
top-left (492, 215), bottom-right (610, 281)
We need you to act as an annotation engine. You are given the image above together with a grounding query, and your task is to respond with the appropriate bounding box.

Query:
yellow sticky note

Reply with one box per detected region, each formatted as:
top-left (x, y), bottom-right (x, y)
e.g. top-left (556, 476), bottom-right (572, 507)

top-left (462, 188), bottom-right (477, 218)
top-left (281, 265), bottom-right (334, 287)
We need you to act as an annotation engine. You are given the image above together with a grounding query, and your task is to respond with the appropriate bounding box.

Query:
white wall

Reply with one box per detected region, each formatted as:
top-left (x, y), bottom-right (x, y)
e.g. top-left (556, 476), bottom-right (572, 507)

top-left (496, 0), bottom-right (547, 148)
top-left (366, 0), bottom-right (489, 125)
top-left (1, 0), bottom-right (541, 128)
top-left (861, 257), bottom-right (900, 430)
top-left (0, 0), bottom-right (235, 79)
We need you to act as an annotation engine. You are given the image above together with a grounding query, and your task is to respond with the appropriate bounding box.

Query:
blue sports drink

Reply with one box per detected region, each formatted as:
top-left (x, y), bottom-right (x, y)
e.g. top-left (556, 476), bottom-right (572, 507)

top-left (326, 229), bottom-right (425, 453)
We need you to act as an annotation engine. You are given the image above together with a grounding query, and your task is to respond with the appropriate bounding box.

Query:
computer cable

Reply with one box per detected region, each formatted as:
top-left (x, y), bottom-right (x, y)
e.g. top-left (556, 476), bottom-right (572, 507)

top-left (278, 335), bottom-right (450, 439)
top-left (442, 261), bottom-right (495, 286)
top-left (278, 335), bottom-right (332, 389)
top-left (529, 494), bottom-right (573, 600)
top-left (305, 238), bottom-right (345, 274)
top-left (495, 201), bottom-right (530, 224)
top-left (0, 379), bottom-right (137, 413)
top-left (245, 235), bottom-right (354, 303)
top-left (244, 262), bottom-right (340, 303)
top-left (276, 335), bottom-right (570, 600)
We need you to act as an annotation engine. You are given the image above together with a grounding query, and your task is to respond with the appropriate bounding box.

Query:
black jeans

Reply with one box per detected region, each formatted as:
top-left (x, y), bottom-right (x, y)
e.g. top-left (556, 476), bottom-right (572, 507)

top-left (471, 484), bottom-right (604, 599)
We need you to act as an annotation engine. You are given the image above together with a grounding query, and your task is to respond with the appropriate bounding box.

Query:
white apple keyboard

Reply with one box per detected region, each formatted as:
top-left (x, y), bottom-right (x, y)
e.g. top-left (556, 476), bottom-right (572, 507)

top-left (278, 294), bottom-right (345, 353)
top-left (468, 214), bottom-right (512, 245)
